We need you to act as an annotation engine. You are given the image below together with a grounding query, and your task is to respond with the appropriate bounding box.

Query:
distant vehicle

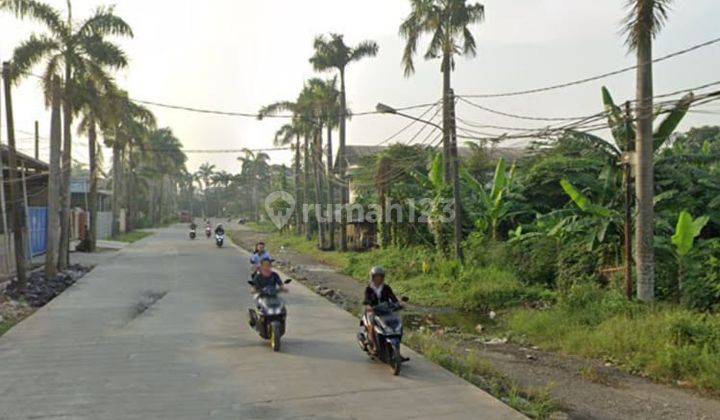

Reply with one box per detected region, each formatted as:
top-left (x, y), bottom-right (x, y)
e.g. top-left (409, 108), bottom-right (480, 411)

top-left (189, 229), bottom-right (196, 240)
top-left (238, 218), bottom-right (246, 225)
top-left (205, 226), bottom-right (212, 238)
top-left (215, 233), bottom-right (225, 247)
top-left (179, 210), bottom-right (191, 223)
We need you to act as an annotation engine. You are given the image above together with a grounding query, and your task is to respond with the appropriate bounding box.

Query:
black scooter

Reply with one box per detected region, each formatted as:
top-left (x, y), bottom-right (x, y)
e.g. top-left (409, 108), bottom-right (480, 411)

top-left (248, 279), bottom-right (293, 351)
top-left (358, 299), bottom-right (408, 375)
top-left (189, 229), bottom-right (196, 239)
top-left (215, 233), bottom-right (225, 247)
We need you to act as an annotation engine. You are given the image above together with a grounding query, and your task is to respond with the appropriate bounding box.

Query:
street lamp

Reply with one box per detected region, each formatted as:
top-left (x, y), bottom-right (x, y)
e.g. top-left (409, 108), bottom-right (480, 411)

top-left (375, 100), bottom-right (463, 262)
top-left (376, 102), bottom-right (443, 131)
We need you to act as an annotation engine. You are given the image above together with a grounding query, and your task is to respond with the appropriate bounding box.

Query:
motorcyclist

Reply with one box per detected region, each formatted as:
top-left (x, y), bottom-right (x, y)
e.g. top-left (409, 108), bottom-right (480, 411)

top-left (189, 221), bottom-right (197, 230)
top-left (363, 266), bottom-right (400, 355)
top-left (248, 256), bottom-right (285, 327)
top-left (214, 223), bottom-right (225, 236)
top-left (250, 241), bottom-right (271, 275)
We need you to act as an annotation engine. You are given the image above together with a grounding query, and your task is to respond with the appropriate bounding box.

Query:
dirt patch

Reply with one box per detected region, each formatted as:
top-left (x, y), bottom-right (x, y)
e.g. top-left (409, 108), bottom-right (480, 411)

top-left (230, 226), bottom-right (720, 419)
top-left (1, 264), bottom-right (92, 337)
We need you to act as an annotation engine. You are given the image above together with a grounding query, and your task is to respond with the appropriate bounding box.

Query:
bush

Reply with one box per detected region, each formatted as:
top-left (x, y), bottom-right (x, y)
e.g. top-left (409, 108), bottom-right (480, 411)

top-left (504, 236), bottom-right (558, 287)
top-left (454, 266), bottom-right (549, 311)
top-left (682, 239), bottom-right (720, 311)
top-left (555, 242), bottom-right (602, 292)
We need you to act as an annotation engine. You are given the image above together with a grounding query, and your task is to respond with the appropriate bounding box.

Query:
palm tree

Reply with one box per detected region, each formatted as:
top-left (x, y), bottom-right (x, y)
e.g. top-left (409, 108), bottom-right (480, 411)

top-left (237, 150), bottom-right (270, 221)
top-left (399, 0), bottom-right (484, 180)
top-left (2, 0), bottom-right (133, 267)
top-left (400, 0), bottom-right (484, 262)
top-left (77, 78), bottom-right (115, 252)
top-left (273, 123), bottom-right (303, 235)
top-left (195, 162), bottom-right (216, 217)
top-left (104, 90), bottom-right (156, 234)
top-left (623, 0), bottom-right (674, 302)
top-left (310, 33), bottom-right (378, 251)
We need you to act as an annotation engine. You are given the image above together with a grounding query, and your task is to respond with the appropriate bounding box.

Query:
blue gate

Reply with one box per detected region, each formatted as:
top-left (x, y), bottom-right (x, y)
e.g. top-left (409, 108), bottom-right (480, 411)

top-left (28, 207), bottom-right (48, 257)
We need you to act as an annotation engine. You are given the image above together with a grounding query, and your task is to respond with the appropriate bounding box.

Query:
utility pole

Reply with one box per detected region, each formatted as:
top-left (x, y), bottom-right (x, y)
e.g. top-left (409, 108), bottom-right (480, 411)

top-left (34, 120), bottom-right (39, 160)
top-left (3, 61), bottom-right (27, 289)
top-left (448, 89), bottom-right (464, 262)
top-left (623, 101), bottom-right (634, 301)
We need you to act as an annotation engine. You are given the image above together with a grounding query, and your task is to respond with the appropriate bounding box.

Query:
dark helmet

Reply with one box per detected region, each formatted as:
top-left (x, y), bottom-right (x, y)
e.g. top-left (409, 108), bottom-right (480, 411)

top-left (369, 266), bottom-right (385, 278)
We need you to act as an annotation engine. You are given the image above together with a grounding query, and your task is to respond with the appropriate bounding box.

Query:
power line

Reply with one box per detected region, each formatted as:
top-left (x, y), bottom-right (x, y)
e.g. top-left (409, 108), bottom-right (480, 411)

top-left (457, 35), bottom-right (720, 98)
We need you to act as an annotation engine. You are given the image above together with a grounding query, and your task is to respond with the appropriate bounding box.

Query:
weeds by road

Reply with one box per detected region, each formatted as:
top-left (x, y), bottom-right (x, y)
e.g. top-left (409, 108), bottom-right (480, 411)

top-left (112, 231), bottom-right (154, 243)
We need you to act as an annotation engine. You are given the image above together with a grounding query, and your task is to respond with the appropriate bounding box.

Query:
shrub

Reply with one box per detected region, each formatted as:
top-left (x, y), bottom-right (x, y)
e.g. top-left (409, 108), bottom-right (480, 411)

top-left (504, 236), bottom-right (558, 287)
top-left (555, 241), bottom-right (602, 292)
top-left (682, 239), bottom-right (720, 311)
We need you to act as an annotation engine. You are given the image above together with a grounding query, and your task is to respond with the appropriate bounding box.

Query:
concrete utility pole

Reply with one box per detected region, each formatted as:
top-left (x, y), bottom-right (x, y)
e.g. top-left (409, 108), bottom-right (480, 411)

top-left (3, 61), bottom-right (27, 289)
top-left (448, 89), bottom-right (464, 262)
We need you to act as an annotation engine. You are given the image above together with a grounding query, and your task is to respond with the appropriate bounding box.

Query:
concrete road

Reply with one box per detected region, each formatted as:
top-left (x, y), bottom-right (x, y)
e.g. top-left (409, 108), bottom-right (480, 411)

top-left (0, 226), bottom-right (524, 419)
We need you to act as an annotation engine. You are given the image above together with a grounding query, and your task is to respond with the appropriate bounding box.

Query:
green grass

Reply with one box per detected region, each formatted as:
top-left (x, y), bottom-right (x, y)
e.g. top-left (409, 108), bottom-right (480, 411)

top-left (247, 227), bottom-right (720, 394)
top-left (508, 284), bottom-right (720, 394)
top-left (112, 230), bottom-right (154, 243)
top-left (259, 231), bottom-right (550, 311)
top-left (0, 320), bottom-right (15, 337)
top-left (406, 331), bottom-right (559, 419)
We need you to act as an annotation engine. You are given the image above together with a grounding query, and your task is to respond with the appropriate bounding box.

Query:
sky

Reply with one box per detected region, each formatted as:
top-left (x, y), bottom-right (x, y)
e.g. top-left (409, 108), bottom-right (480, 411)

top-left (2, 0), bottom-right (719, 173)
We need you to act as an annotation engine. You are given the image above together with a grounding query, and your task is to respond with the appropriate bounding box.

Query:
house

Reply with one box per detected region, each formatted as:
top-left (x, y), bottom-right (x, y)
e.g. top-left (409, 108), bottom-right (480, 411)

top-left (70, 178), bottom-right (114, 240)
top-left (0, 145), bottom-right (50, 277)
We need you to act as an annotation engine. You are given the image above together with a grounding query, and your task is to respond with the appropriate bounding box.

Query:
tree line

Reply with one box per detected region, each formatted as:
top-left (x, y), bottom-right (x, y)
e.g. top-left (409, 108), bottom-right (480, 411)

top-left (2, 0), bottom-right (188, 289)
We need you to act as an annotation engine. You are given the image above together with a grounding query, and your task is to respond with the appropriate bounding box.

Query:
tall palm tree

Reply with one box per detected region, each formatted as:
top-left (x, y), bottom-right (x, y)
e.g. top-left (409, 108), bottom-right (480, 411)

top-left (310, 33), bottom-right (378, 251)
top-left (105, 90), bottom-right (156, 234)
top-left (623, 0), bottom-right (674, 302)
top-left (77, 78), bottom-right (115, 252)
top-left (400, 0), bottom-right (484, 261)
top-left (237, 150), bottom-right (270, 222)
top-left (400, 0), bottom-right (484, 180)
top-left (2, 0), bottom-right (133, 267)
top-left (273, 123), bottom-right (303, 235)
top-left (195, 162), bottom-right (216, 217)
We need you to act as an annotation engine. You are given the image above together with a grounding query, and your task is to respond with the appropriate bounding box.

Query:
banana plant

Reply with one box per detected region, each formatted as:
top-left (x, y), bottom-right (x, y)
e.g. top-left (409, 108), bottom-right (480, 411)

top-left (461, 157), bottom-right (517, 241)
top-left (671, 210), bottom-right (710, 297)
top-left (559, 179), bottom-right (622, 253)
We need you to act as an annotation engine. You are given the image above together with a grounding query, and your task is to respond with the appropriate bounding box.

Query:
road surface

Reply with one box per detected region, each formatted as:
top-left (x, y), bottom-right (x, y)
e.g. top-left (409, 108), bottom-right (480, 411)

top-left (0, 226), bottom-right (524, 419)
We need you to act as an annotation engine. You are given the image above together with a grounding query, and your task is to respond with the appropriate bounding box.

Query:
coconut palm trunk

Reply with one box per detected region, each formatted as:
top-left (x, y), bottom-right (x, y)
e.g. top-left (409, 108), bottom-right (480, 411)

top-left (634, 8), bottom-right (655, 302)
top-left (313, 127), bottom-right (326, 248)
top-left (87, 121), bottom-right (98, 252)
top-left (441, 53), bottom-right (452, 182)
top-left (45, 77), bottom-right (62, 277)
top-left (111, 142), bottom-right (123, 236)
top-left (303, 135), bottom-right (312, 240)
top-left (326, 125), bottom-right (335, 249)
top-left (338, 70), bottom-right (348, 251)
top-left (294, 134), bottom-right (302, 235)
top-left (58, 66), bottom-right (73, 271)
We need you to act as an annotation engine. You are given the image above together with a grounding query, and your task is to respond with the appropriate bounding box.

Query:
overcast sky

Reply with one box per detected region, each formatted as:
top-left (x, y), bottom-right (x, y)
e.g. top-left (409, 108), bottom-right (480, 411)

top-left (2, 0), bottom-right (719, 173)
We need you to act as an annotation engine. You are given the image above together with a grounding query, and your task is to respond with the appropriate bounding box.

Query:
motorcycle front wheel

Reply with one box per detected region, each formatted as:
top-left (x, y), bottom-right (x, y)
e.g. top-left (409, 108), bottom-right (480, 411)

top-left (391, 345), bottom-right (402, 375)
top-left (270, 320), bottom-right (282, 352)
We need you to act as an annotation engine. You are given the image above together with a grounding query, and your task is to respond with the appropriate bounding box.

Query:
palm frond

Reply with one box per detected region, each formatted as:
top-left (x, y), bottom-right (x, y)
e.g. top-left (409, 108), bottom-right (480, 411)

top-left (622, 0), bottom-right (673, 52)
top-left (77, 6), bottom-right (133, 38)
top-left (0, 0), bottom-right (65, 36)
top-left (9, 34), bottom-right (59, 82)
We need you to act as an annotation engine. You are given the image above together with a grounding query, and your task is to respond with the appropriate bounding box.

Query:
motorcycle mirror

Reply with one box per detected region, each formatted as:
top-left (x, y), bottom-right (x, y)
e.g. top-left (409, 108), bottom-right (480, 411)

top-left (247, 280), bottom-right (254, 286)
top-left (401, 296), bottom-right (410, 303)
top-left (284, 279), bottom-right (293, 284)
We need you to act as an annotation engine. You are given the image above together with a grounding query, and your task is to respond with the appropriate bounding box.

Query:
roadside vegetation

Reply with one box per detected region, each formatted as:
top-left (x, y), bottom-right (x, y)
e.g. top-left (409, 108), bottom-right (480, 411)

top-left (111, 231), bottom-right (154, 244)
